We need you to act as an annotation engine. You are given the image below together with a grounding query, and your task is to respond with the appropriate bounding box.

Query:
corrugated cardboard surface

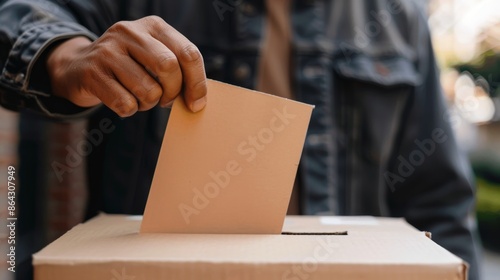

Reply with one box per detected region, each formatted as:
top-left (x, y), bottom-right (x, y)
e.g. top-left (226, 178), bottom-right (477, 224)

top-left (33, 215), bottom-right (467, 280)
top-left (142, 79), bottom-right (314, 234)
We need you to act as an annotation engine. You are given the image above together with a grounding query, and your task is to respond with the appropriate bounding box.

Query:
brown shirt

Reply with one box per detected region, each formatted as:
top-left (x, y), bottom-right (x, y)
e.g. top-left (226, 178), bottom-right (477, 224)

top-left (256, 0), bottom-right (300, 215)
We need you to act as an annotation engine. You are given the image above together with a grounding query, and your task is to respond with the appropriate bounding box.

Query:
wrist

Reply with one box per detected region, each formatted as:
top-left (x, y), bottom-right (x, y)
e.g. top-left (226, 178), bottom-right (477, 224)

top-left (46, 37), bottom-right (100, 107)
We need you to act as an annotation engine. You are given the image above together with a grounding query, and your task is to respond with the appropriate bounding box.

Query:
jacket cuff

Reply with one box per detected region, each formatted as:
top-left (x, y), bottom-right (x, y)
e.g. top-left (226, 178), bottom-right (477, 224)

top-left (0, 21), bottom-right (100, 119)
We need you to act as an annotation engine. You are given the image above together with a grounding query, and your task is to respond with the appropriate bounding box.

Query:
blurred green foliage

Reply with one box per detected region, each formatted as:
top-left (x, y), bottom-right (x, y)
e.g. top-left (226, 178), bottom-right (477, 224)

top-left (456, 52), bottom-right (500, 97)
top-left (475, 176), bottom-right (500, 251)
top-left (476, 177), bottom-right (500, 215)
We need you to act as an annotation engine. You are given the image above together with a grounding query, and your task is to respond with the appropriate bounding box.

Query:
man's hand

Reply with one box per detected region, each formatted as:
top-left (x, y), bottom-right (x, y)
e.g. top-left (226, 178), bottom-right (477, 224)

top-left (46, 16), bottom-right (207, 117)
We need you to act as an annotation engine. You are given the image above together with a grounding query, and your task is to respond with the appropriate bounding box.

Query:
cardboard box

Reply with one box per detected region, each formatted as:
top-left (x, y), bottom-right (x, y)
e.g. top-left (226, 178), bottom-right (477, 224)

top-left (33, 214), bottom-right (467, 280)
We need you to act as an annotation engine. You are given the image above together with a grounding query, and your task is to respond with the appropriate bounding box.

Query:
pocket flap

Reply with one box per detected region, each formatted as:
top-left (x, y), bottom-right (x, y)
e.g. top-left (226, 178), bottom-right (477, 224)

top-left (334, 55), bottom-right (421, 87)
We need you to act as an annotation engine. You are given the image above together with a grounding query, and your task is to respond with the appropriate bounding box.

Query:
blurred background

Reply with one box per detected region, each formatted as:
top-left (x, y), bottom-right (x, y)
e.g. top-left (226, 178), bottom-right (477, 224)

top-left (429, 0), bottom-right (500, 279)
top-left (1, 1), bottom-right (500, 280)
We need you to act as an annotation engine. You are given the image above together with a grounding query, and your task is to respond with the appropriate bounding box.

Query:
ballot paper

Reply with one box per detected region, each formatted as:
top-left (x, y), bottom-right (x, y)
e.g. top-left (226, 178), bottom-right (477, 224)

top-left (141, 79), bottom-right (314, 234)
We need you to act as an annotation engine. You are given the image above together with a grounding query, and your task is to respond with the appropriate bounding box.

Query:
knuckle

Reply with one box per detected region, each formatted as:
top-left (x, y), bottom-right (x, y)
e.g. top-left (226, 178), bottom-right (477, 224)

top-left (187, 78), bottom-right (207, 94)
top-left (179, 44), bottom-right (202, 63)
top-left (142, 15), bottom-right (165, 28)
top-left (156, 54), bottom-right (179, 75)
top-left (110, 21), bottom-right (130, 33)
top-left (141, 83), bottom-right (162, 104)
top-left (114, 97), bottom-right (138, 117)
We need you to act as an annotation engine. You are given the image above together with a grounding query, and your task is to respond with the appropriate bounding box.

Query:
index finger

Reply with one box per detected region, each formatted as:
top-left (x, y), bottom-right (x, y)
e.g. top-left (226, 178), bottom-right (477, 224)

top-left (146, 17), bottom-right (207, 112)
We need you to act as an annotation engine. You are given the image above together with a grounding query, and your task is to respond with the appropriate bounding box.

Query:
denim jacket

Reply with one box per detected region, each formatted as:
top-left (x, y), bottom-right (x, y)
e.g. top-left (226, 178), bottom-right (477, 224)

top-left (0, 1), bottom-right (481, 279)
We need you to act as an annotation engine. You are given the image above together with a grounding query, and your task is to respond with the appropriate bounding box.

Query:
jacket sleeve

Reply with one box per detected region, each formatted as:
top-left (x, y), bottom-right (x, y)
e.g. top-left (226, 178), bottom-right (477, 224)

top-left (387, 5), bottom-right (481, 280)
top-left (0, 0), bottom-right (120, 118)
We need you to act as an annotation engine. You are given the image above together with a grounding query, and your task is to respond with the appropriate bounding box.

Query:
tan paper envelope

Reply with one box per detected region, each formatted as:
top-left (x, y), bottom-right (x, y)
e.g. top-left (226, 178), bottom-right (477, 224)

top-left (141, 79), bottom-right (314, 234)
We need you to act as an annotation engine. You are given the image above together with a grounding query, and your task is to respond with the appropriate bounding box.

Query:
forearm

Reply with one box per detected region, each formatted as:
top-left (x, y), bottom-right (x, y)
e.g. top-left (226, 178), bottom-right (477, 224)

top-left (0, 0), bottom-right (117, 117)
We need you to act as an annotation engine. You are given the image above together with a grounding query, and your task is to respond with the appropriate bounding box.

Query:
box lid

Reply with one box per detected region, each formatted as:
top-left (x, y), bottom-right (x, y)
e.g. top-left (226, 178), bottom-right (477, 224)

top-left (33, 214), bottom-right (467, 280)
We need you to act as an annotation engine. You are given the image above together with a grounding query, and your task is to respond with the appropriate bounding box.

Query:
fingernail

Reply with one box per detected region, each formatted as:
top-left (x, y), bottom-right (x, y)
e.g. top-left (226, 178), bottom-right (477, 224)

top-left (191, 96), bottom-right (207, 112)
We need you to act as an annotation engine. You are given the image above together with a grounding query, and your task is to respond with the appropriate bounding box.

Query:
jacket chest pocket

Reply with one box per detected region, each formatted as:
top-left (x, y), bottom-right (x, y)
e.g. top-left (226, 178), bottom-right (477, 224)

top-left (333, 55), bottom-right (421, 214)
top-left (334, 54), bottom-right (421, 162)
top-left (335, 55), bottom-right (421, 92)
